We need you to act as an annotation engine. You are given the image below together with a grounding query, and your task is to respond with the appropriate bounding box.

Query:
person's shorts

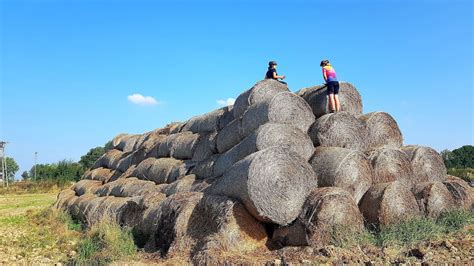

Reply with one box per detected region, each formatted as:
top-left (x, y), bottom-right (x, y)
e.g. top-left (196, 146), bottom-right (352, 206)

top-left (326, 81), bottom-right (340, 95)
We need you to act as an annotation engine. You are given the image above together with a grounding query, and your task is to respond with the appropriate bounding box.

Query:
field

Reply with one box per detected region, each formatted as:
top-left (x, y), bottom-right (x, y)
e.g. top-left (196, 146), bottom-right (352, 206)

top-left (0, 193), bottom-right (78, 264)
top-left (0, 186), bottom-right (473, 264)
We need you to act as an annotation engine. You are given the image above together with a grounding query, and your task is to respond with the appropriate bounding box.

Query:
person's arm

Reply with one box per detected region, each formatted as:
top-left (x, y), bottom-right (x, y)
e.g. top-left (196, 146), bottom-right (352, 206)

top-left (273, 71), bottom-right (286, 80)
top-left (322, 68), bottom-right (328, 83)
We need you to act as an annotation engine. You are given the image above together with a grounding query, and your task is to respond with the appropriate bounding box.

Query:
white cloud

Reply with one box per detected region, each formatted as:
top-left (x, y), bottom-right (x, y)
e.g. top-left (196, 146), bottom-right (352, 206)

top-left (127, 93), bottom-right (159, 106)
top-left (217, 98), bottom-right (235, 106)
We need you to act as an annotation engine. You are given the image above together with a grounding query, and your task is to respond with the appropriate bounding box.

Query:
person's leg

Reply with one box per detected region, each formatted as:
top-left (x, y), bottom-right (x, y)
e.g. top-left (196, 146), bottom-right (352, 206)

top-left (328, 93), bottom-right (336, 112)
top-left (335, 94), bottom-right (341, 112)
top-left (327, 82), bottom-right (336, 112)
top-left (334, 82), bottom-right (341, 111)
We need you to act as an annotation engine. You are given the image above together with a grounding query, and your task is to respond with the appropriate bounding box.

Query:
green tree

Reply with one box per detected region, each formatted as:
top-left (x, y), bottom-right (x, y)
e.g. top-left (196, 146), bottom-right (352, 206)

top-left (79, 141), bottom-right (113, 170)
top-left (0, 157), bottom-right (19, 181)
top-left (29, 160), bottom-right (85, 183)
top-left (442, 145), bottom-right (474, 169)
top-left (21, 171), bottom-right (29, 180)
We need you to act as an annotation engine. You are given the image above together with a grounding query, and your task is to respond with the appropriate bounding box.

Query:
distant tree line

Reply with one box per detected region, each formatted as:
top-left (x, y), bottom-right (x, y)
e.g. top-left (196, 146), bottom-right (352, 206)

top-left (441, 145), bottom-right (474, 182)
top-left (20, 141), bottom-right (113, 183)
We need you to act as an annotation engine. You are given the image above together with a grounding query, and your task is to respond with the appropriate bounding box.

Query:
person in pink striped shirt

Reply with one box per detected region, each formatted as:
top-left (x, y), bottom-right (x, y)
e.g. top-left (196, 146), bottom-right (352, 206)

top-left (320, 59), bottom-right (340, 113)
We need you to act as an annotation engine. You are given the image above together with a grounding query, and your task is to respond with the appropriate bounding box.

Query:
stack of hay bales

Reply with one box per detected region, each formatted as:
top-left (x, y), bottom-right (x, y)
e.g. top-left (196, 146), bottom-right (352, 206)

top-left (54, 79), bottom-right (473, 262)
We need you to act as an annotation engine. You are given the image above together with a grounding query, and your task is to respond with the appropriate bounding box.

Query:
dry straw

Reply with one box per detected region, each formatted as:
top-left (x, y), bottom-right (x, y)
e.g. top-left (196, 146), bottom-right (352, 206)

top-left (207, 146), bottom-right (318, 225)
top-left (146, 192), bottom-right (267, 259)
top-left (233, 79), bottom-right (289, 118)
top-left (296, 82), bottom-right (363, 118)
top-left (132, 157), bottom-right (190, 184)
top-left (181, 106), bottom-right (234, 133)
top-left (214, 123), bottom-right (314, 176)
top-left (358, 112), bottom-right (403, 149)
top-left (83, 167), bottom-right (117, 182)
top-left (273, 187), bottom-right (364, 247)
top-left (310, 146), bottom-right (373, 203)
top-left (241, 91), bottom-right (315, 137)
top-left (367, 147), bottom-right (415, 186)
top-left (359, 181), bottom-right (421, 226)
top-left (412, 181), bottom-right (456, 218)
top-left (216, 118), bottom-right (245, 153)
top-left (309, 111), bottom-right (367, 150)
top-left (93, 149), bottom-right (124, 170)
top-left (402, 145), bottom-right (447, 183)
top-left (443, 175), bottom-right (473, 211)
top-left (72, 179), bottom-right (103, 196)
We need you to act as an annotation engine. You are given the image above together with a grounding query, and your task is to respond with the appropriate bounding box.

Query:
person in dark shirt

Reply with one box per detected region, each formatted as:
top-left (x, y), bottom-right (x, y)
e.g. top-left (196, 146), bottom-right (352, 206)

top-left (265, 61), bottom-right (286, 84)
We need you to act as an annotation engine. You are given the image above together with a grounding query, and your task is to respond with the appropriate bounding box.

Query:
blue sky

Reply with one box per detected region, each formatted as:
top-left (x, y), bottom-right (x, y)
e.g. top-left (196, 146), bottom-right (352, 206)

top-left (1, 0), bottom-right (472, 178)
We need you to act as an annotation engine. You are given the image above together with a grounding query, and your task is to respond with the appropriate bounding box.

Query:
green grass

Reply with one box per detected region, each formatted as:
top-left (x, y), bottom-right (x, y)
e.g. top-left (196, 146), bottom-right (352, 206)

top-left (329, 210), bottom-right (474, 249)
top-left (75, 220), bottom-right (137, 264)
top-left (0, 215), bottom-right (28, 226)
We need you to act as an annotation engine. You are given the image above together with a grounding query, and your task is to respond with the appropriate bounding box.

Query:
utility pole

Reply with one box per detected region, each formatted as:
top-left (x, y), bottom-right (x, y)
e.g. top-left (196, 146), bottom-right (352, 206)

top-left (0, 141), bottom-right (8, 188)
top-left (34, 152), bottom-right (38, 181)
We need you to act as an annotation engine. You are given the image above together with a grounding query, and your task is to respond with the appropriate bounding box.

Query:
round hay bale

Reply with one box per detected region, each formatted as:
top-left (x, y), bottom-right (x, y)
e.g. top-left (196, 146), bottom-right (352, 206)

top-left (181, 106), bottom-right (234, 133)
top-left (158, 132), bottom-right (199, 158)
top-left (116, 152), bottom-right (135, 173)
top-left (95, 177), bottom-right (167, 198)
top-left (67, 194), bottom-right (100, 222)
top-left (85, 196), bottom-right (142, 227)
top-left (189, 176), bottom-right (218, 192)
top-left (190, 154), bottom-right (220, 179)
top-left (123, 134), bottom-right (141, 153)
top-left (402, 145), bottom-right (447, 182)
top-left (132, 133), bottom-right (150, 151)
top-left (132, 157), bottom-right (191, 184)
top-left (241, 91), bottom-right (315, 137)
top-left (142, 134), bottom-right (167, 159)
top-left (272, 187), bottom-right (364, 247)
top-left (73, 179), bottom-right (103, 196)
top-left (443, 175), bottom-right (473, 211)
top-left (106, 177), bottom-right (164, 197)
top-left (93, 149), bottom-right (124, 170)
top-left (83, 167), bottom-right (116, 182)
top-left (162, 174), bottom-right (197, 196)
top-left (169, 132), bottom-right (201, 160)
top-left (214, 123), bottom-right (314, 176)
top-left (359, 181), bottom-right (421, 226)
top-left (112, 133), bottom-right (131, 150)
top-left (192, 132), bottom-right (217, 162)
top-left (296, 82), bottom-right (363, 118)
top-left (367, 147), bottom-right (415, 186)
top-left (207, 146), bottom-right (318, 225)
top-left (147, 192), bottom-right (267, 257)
top-left (309, 147), bottom-right (372, 203)
top-left (187, 194), bottom-right (268, 262)
top-left (54, 189), bottom-right (77, 210)
top-left (216, 118), bottom-right (244, 153)
top-left (358, 112), bottom-right (403, 149)
top-left (233, 79), bottom-right (289, 119)
top-left (169, 122), bottom-right (187, 134)
top-left (412, 181), bottom-right (456, 218)
top-left (309, 111), bottom-right (367, 150)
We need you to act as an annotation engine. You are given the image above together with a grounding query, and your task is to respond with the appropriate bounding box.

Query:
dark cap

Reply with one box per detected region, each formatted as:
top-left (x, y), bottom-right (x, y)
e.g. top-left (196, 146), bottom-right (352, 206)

top-left (268, 61), bottom-right (278, 66)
